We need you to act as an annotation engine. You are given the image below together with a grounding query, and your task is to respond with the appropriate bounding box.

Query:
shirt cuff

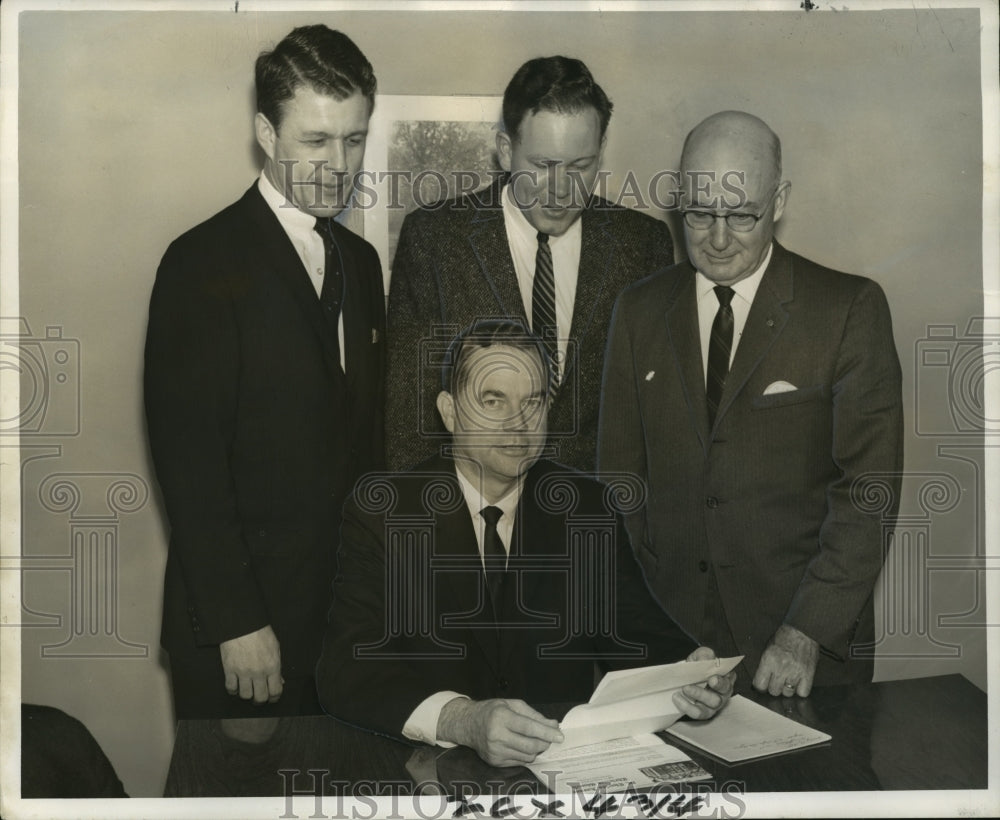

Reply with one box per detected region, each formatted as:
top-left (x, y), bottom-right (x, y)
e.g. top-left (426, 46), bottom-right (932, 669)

top-left (402, 691), bottom-right (469, 748)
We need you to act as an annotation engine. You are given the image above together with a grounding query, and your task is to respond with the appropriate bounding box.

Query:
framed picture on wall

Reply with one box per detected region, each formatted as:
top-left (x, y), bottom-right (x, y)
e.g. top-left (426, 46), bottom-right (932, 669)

top-left (358, 95), bottom-right (504, 295)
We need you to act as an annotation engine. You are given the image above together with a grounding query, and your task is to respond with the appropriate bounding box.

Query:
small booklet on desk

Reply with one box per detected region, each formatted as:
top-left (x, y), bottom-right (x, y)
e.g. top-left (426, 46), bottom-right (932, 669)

top-left (666, 695), bottom-right (832, 763)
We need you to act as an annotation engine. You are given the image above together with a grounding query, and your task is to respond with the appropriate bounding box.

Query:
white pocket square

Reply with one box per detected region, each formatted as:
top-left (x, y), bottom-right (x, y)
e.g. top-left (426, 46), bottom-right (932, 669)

top-left (763, 380), bottom-right (798, 395)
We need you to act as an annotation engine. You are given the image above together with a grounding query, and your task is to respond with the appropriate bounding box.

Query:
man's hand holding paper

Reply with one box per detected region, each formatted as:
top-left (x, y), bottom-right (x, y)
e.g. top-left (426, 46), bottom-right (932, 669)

top-left (673, 646), bottom-right (738, 720)
top-left (538, 654), bottom-right (743, 760)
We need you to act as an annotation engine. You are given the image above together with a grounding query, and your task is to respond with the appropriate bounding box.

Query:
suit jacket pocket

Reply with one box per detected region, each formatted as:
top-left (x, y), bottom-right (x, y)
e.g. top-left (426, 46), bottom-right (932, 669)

top-left (751, 384), bottom-right (826, 410)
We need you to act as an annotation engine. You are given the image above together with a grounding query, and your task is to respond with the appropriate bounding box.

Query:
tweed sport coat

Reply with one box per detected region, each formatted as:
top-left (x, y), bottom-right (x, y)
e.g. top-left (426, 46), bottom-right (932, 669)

top-left (385, 180), bottom-right (674, 473)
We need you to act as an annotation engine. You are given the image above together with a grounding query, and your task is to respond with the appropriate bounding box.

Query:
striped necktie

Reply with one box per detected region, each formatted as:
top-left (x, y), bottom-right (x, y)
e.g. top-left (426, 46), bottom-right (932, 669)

top-left (532, 231), bottom-right (558, 383)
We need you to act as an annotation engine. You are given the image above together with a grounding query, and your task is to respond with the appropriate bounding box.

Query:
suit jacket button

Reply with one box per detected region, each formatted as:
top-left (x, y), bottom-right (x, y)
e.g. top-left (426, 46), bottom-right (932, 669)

top-left (706, 496), bottom-right (718, 508)
top-left (259, 529), bottom-right (266, 537)
top-left (698, 561), bottom-right (709, 572)
top-left (498, 678), bottom-right (509, 692)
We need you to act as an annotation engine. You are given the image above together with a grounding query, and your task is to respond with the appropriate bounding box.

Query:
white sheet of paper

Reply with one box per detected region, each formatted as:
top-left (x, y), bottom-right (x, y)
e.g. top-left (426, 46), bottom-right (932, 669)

top-left (666, 694), bottom-right (831, 762)
top-left (539, 655), bottom-right (743, 754)
top-left (527, 733), bottom-right (711, 794)
top-left (587, 656), bottom-right (742, 706)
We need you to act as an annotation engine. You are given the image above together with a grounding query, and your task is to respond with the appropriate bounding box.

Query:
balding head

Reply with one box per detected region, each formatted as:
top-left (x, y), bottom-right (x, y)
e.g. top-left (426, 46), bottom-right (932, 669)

top-left (681, 111), bottom-right (782, 194)
top-left (678, 111), bottom-right (790, 285)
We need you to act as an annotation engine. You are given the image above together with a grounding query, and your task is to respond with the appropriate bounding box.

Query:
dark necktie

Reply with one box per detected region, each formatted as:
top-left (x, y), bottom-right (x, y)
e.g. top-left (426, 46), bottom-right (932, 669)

top-left (706, 285), bottom-right (735, 428)
top-left (480, 505), bottom-right (507, 611)
top-left (532, 232), bottom-right (558, 382)
top-left (314, 217), bottom-right (344, 367)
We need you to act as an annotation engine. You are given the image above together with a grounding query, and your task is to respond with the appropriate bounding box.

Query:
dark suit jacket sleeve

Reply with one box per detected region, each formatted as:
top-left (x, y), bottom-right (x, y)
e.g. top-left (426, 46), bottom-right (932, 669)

top-left (784, 279), bottom-right (903, 657)
top-left (317, 493), bottom-right (440, 739)
top-left (596, 290), bottom-right (649, 550)
top-left (144, 239), bottom-right (269, 645)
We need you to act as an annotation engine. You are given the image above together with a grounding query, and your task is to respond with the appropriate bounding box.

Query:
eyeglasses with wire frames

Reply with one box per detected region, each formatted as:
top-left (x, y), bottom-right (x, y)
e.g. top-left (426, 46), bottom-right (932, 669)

top-left (680, 185), bottom-right (781, 233)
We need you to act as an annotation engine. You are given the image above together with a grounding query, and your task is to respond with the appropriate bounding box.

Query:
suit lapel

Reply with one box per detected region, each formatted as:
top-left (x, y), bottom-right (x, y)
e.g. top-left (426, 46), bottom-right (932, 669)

top-left (466, 183), bottom-right (525, 320)
top-left (243, 186), bottom-right (345, 384)
top-left (663, 266), bottom-right (711, 450)
top-left (563, 205), bottom-right (613, 386)
top-left (712, 244), bottom-right (793, 427)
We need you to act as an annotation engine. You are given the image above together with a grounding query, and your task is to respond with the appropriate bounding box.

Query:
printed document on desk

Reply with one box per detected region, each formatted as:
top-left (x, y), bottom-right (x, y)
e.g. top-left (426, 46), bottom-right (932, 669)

top-left (538, 655), bottom-right (743, 756)
top-left (666, 694), bottom-right (831, 762)
top-left (527, 733), bottom-right (711, 794)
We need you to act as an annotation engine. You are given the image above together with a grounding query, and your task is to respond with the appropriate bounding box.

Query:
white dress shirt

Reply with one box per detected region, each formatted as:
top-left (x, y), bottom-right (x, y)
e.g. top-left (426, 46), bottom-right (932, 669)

top-left (257, 172), bottom-right (346, 371)
top-left (696, 243), bottom-right (772, 381)
top-left (501, 184), bottom-right (582, 378)
top-left (401, 465), bottom-right (523, 747)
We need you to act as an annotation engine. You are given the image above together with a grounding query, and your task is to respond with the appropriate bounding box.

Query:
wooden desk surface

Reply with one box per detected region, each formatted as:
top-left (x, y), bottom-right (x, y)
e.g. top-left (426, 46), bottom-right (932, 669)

top-left (165, 673), bottom-right (987, 797)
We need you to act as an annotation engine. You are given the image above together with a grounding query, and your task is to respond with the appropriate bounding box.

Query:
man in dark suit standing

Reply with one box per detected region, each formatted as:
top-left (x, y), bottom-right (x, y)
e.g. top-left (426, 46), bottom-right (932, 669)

top-left (145, 26), bottom-right (385, 719)
top-left (385, 56), bottom-right (674, 474)
top-left (599, 111), bottom-right (903, 697)
top-left (319, 320), bottom-right (733, 767)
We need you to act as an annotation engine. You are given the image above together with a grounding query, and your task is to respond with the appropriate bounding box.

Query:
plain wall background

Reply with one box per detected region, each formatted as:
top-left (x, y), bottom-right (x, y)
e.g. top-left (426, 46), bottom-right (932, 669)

top-left (10, 6), bottom-right (988, 798)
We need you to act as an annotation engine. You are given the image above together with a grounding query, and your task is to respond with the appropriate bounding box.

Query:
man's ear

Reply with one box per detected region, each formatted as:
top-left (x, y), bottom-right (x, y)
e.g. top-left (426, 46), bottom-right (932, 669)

top-left (254, 112), bottom-right (277, 161)
top-left (436, 390), bottom-right (456, 434)
top-left (496, 130), bottom-right (513, 173)
top-left (772, 180), bottom-right (791, 223)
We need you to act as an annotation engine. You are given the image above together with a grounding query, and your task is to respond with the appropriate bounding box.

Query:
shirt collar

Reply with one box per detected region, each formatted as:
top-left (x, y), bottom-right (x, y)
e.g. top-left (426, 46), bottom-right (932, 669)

top-left (258, 170), bottom-right (320, 236)
top-left (502, 183), bottom-right (583, 246)
top-left (695, 242), bottom-right (773, 305)
top-left (454, 462), bottom-right (523, 521)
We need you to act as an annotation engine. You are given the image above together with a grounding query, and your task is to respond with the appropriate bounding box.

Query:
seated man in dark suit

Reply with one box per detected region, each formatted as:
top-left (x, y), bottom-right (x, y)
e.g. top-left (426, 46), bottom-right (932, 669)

top-left (318, 319), bottom-right (733, 767)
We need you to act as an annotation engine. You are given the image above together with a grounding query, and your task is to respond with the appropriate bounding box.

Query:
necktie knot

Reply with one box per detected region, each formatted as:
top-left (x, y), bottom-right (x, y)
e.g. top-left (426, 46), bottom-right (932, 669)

top-left (314, 217), bottom-right (340, 254)
top-left (714, 285), bottom-right (735, 308)
top-left (537, 231), bottom-right (550, 246)
top-left (481, 505), bottom-right (503, 527)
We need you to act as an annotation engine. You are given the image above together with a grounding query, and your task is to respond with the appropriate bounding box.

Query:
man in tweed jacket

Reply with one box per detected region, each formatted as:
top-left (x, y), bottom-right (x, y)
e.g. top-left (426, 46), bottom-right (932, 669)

top-left (385, 56), bottom-right (673, 473)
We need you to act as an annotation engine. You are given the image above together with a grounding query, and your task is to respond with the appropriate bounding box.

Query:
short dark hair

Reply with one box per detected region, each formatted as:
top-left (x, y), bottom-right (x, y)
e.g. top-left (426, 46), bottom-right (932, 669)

top-left (255, 25), bottom-right (376, 130)
top-left (441, 319), bottom-right (551, 397)
top-left (502, 56), bottom-right (613, 141)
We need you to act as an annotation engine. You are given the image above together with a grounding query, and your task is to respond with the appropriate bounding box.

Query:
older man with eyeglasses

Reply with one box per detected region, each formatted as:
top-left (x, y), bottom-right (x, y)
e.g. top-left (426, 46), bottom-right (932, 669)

top-left (598, 110), bottom-right (904, 698)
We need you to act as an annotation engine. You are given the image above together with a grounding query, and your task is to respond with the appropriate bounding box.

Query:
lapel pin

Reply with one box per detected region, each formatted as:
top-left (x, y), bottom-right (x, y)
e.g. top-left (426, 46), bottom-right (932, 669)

top-left (645, 370), bottom-right (655, 381)
top-left (766, 318), bottom-right (775, 327)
